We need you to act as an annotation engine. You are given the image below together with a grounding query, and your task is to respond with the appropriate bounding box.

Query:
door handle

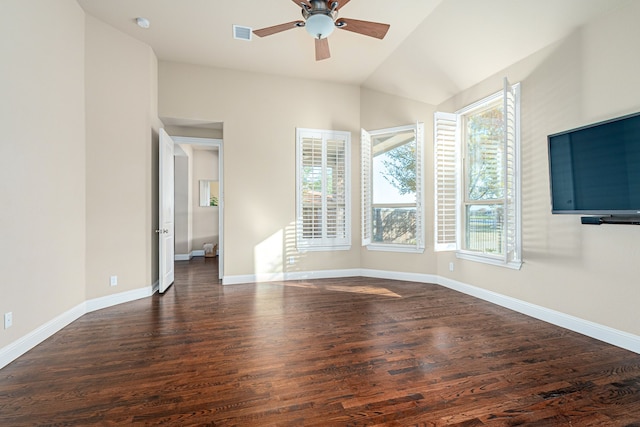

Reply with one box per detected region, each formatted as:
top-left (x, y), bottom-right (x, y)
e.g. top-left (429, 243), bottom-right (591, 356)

top-left (155, 229), bottom-right (169, 234)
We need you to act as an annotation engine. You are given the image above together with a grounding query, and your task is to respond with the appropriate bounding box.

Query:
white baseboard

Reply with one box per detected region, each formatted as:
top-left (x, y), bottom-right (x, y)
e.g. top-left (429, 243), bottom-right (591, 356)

top-left (85, 286), bottom-right (156, 313)
top-left (176, 249), bottom-right (216, 260)
top-left (222, 272), bottom-right (283, 285)
top-left (284, 269), bottom-right (362, 281)
top-left (0, 284), bottom-right (158, 370)
top-left (222, 268), bottom-right (362, 285)
top-left (175, 248), bottom-right (220, 260)
top-left (361, 268), bottom-right (439, 285)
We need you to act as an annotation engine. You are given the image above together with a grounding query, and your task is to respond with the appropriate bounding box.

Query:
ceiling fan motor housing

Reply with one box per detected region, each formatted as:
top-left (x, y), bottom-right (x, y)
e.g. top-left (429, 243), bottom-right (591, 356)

top-left (301, 0), bottom-right (338, 20)
top-left (302, 1), bottom-right (336, 14)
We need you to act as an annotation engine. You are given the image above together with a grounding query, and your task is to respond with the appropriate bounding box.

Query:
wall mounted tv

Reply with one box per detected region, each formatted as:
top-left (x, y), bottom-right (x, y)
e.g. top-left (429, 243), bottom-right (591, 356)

top-left (547, 112), bottom-right (640, 217)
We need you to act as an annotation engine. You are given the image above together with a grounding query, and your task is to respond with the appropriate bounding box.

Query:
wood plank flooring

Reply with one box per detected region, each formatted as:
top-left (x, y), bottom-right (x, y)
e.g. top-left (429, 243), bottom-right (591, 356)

top-left (1, 258), bottom-right (640, 426)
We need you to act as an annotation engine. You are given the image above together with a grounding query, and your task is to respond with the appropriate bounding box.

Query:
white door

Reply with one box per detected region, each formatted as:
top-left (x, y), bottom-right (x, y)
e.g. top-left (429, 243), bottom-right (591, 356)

top-left (158, 129), bottom-right (175, 293)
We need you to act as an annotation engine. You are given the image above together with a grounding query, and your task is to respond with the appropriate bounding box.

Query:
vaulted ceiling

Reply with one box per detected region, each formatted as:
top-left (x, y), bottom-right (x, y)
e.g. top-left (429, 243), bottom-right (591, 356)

top-left (77, 0), bottom-right (627, 105)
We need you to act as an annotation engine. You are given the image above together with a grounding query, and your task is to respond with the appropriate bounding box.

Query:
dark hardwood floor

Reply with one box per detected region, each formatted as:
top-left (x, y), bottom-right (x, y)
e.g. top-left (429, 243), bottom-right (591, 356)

top-left (1, 258), bottom-right (640, 426)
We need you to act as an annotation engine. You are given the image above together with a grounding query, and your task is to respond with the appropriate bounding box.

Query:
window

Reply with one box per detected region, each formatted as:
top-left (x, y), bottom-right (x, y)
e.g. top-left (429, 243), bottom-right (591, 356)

top-left (362, 123), bottom-right (424, 252)
top-left (296, 128), bottom-right (351, 251)
top-left (435, 79), bottom-right (521, 268)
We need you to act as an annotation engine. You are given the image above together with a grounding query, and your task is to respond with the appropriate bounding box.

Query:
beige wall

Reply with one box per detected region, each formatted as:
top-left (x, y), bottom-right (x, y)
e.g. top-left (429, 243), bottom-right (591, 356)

top-left (84, 15), bottom-right (161, 299)
top-left (434, 2), bottom-right (640, 336)
top-left (192, 149), bottom-right (219, 250)
top-left (159, 63), bottom-right (362, 277)
top-left (0, 0), bottom-right (86, 348)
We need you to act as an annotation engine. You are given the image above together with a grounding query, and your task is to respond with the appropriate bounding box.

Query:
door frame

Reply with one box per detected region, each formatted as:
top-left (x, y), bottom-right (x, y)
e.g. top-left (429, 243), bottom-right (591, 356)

top-left (173, 136), bottom-right (224, 281)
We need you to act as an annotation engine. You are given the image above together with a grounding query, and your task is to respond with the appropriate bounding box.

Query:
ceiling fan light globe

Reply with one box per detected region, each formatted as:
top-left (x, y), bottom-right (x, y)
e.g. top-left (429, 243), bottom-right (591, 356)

top-left (305, 14), bottom-right (335, 39)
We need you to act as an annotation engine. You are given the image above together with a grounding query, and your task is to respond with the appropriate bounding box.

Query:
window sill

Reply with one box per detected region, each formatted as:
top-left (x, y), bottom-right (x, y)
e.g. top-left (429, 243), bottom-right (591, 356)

top-left (456, 250), bottom-right (522, 270)
top-left (297, 245), bottom-right (352, 252)
top-left (366, 244), bottom-right (425, 254)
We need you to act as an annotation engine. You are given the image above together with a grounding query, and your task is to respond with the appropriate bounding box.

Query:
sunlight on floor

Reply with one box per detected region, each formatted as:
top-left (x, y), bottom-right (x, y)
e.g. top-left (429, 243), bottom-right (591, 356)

top-left (280, 281), bottom-right (402, 298)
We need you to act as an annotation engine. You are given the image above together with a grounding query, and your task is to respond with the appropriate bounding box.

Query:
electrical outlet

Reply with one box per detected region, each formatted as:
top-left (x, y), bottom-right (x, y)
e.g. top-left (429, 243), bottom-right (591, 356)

top-left (110, 275), bottom-right (118, 287)
top-left (4, 312), bottom-right (13, 329)
top-left (449, 262), bottom-right (454, 272)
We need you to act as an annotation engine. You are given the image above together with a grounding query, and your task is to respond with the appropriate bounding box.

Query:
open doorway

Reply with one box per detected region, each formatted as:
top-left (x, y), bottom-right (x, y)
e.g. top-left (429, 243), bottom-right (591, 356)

top-left (172, 136), bottom-right (223, 281)
top-left (157, 113), bottom-right (223, 287)
top-left (158, 119), bottom-right (224, 285)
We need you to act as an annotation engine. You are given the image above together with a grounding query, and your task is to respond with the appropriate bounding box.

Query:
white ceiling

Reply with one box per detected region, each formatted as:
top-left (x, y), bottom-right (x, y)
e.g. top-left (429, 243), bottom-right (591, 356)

top-left (77, 0), bottom-right (628, 106)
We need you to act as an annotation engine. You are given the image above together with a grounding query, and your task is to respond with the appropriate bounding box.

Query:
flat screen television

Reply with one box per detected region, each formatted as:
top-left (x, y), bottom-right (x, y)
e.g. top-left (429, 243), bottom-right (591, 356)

top-left (547, 112), bottom-right (640, 216)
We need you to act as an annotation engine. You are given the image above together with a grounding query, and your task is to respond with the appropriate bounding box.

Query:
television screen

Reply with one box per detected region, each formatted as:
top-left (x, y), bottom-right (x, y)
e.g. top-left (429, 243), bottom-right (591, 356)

top-left (548, 112), bottom-right (640, 215)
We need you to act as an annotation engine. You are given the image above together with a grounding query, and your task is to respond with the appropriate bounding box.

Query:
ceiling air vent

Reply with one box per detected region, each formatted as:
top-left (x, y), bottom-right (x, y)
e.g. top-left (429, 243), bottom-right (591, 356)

top-left (233, 25), bottom-right (252, 41)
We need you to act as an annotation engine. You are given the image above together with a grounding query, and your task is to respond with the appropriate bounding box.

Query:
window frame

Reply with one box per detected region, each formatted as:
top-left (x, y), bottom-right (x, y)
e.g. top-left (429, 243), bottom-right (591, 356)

top-left (361, 123), bottom-right (425, 253)
top-left (434, 79), bottom-right (522, 269)
top-left (296, 128), bottom-right (351, 252)
top-left (460, 94), bottom-right (505, 260)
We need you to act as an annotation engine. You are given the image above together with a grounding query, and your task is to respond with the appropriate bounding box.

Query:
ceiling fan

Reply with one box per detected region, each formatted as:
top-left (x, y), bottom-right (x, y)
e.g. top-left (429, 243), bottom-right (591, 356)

top-left (253, 0), bottom-right (390, 61)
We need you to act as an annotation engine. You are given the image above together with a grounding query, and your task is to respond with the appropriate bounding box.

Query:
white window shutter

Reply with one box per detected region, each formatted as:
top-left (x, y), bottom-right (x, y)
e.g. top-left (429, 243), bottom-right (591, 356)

top-left (298, 130), bottom-right (322, 245)
top-left (434, 112), bottom-right (459, 251)
top-left (361, 129), bottom-right (372, 246)
top-left (325, 136), bottom-right (348, 241)
top-left (503, 78), bottom-right (521, 265)
top-left (415, 122), bottom-right (425, 250)
top-left (296, 128), bottom-right (351, 251)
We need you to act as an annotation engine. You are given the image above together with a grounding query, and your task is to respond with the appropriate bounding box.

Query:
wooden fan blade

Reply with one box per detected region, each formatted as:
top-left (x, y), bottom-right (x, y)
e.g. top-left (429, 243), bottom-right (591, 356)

top-left (315, 38), bottom-right (331, 61)
top-left (330, 0), bottom-right (352, 10)
top-left (291, 0), bottom-right (312, 8)
top-left (253, 21), bottom-right (304, 37)
top-left (336, 18), bottom-right (390, 39)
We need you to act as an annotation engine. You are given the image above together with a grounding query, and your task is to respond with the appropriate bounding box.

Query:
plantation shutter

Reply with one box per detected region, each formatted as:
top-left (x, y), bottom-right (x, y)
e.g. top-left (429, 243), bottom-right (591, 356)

top-left (361, 129), bottom-right (372, 246)
top-left (299, 131), bottom-right (323, 244)
top-left (434, 112), bottom-right (459, 251)
top-left (326, 136), bottom-right (348, 240)
top-left (503, 79), bottom-right (521, 265)
top-left (297, 129), bottom-right (351, 250)
top-left (415, 122), bottom-right (425, 250)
